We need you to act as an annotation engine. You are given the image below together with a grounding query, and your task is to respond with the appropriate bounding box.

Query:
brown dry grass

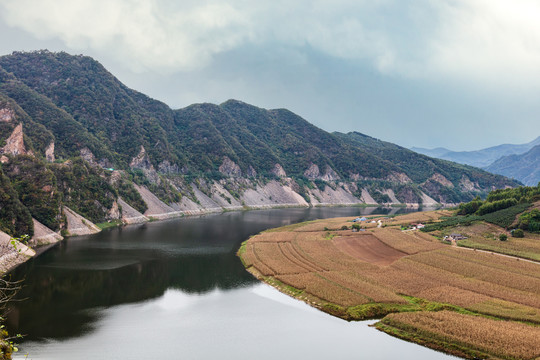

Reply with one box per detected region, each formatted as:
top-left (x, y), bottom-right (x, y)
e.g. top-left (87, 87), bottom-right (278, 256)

top-left (240, 211), bottom-right (540, 359)
top-left (383, 311), bottom-right (540, 360)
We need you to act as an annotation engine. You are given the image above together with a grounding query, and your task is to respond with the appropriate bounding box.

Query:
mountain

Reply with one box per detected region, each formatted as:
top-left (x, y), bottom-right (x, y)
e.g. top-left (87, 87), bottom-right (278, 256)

top-left (412, 137), bottom-right (540, 168)
top-left (410, 147), bottom-right (452, 158)
top-left (0, 50), bottom-right (520, 239)
top-left (485, 145), bottom-right (540, 186)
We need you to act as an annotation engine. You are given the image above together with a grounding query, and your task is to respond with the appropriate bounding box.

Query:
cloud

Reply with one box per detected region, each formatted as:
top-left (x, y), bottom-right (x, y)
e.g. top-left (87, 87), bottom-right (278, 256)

top-left (1, 0), bottom-right (540, 88)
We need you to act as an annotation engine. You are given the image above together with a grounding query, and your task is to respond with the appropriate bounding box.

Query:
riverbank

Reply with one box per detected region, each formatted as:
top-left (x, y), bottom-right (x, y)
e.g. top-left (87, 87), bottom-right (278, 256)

top-left (238, 211), bottom-right (540, 360)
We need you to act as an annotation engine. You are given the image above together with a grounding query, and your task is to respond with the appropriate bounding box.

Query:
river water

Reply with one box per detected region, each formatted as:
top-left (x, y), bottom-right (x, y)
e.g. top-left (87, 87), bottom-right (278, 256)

top-left (7, 207), bottom-right (457, 360)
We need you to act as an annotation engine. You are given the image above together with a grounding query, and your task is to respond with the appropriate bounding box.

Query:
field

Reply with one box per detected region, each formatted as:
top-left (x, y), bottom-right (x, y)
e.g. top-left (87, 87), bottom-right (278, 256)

top-left (238, 210), bottom-right (540, 360)
top-left (449, 222), bottom-right (540, 261)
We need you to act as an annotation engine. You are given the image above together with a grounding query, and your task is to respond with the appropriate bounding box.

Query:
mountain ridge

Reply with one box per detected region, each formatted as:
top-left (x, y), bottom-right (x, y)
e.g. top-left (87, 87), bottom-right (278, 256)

top-left (485, 145), bottom-right (540, 186)
top-left (412, 136), bottom-right (540, 168)
top-left (0, 50), bottom-right (520, 239)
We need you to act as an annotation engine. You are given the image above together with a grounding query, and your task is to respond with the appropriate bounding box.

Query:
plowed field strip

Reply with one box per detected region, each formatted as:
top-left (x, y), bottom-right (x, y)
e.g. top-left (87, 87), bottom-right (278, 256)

top-left (251, 244), bottom-right (276, 276)
top-left (278, 242), bottom-right (319, 273)
top-left (279, 242), bottom-right (325, 272)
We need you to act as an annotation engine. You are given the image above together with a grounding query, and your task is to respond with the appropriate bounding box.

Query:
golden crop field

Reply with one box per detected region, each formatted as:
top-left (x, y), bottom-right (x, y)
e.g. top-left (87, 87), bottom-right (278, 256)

top-left (238, 211), bottom-right (540, 359)
top-left (380, 311), bottom-right (540, 360)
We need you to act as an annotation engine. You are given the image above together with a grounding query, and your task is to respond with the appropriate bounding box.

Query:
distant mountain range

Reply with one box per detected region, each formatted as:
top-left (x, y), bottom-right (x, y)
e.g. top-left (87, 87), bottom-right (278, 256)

top-left (485, 145), bottom-right (540, 186)
top-left (412, 136), bottom-right (540, 168)
top-left (0, 50), bottom-right (519, 239)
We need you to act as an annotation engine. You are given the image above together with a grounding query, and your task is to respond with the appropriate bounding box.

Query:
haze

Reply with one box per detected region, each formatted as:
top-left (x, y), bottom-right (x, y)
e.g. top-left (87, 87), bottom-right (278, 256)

top-left (1, 0), bottom-right (539, 150)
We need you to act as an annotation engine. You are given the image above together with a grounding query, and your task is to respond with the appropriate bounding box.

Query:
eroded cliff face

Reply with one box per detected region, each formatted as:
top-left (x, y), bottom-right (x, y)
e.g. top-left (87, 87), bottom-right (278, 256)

top-left (219, 157), bottom-right (242, 177)
top-left (130, 146), bottom-right (160, 184)
top-left (1, 124), bottom-right (28, 157)
top-left (0, 108), bottom-right (15, 123)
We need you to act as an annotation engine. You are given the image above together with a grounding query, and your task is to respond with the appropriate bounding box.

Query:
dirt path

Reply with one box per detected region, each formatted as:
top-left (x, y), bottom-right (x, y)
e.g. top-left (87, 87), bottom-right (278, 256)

top-left (451, 242), bottom-right (540, 266)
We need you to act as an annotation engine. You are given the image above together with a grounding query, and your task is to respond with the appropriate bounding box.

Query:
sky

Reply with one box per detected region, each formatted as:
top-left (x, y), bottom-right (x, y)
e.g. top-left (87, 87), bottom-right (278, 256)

top-left (0, 0), bottom-right (539, 151)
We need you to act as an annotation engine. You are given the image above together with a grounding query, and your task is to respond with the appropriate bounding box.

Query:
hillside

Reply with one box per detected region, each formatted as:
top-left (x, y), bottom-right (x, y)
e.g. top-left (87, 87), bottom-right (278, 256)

top-left (412, 136), bottom-right (540, 168)
top-left (485, 145), bottom-right (540, 186)
top-left (0, 50), bottom-right (519, 240)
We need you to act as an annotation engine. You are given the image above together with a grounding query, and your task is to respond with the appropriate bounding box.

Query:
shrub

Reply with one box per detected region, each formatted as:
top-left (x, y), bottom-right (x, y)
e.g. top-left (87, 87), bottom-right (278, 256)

top-left (499, 234), bottom-right (508, 241)
top-left (341, 225), bottom-right (349, 230)
top-left (511, 229), bottom-right (524, 238)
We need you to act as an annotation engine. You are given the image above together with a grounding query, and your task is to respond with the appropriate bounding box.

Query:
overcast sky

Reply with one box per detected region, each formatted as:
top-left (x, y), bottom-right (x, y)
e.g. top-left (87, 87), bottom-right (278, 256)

top-left (1, 0), bottom-right (539, 150)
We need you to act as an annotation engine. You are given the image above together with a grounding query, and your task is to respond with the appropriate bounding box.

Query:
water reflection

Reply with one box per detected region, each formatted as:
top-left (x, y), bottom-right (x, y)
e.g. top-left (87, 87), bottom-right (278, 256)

top-left (7, 207), bottom-right (416, 342)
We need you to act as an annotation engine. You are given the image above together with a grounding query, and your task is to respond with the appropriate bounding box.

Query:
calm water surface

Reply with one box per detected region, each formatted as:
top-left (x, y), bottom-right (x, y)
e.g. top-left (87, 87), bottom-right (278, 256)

top-left (7, 207), bottom-right (458, 359)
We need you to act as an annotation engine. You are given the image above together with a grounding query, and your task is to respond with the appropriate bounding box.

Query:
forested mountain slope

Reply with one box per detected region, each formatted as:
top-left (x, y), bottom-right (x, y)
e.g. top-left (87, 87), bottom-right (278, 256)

top-left (0, 50), bottom-right (520, 238)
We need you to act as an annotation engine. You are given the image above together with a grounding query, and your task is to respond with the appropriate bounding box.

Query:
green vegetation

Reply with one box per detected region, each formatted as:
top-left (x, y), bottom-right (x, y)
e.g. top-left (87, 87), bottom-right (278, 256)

top-left (517, 209), bottom-right (540, 232)
top-left (0, 50), bottom-right (524, 240)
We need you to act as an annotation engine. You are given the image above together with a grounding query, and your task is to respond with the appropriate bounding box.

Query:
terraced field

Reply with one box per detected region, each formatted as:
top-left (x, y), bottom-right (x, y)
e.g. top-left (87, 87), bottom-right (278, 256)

top-left (238, 211), bottom-right (540, 360)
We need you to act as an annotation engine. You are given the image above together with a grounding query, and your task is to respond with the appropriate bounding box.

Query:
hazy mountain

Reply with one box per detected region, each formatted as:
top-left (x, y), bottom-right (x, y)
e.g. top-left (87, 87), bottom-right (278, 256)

top-left (485, 145), bottom-right (540, 186)
top-left (0, 50), bottom-right (520, 237)
top-left (412, 137), bottom-right (540, 168)
top-left (410, 147), bottom-right (452, 158)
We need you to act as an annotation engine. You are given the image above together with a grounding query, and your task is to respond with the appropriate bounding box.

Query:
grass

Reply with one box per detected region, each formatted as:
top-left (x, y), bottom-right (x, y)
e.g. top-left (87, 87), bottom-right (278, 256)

top-left (96, 219), bottom-right (123, 230)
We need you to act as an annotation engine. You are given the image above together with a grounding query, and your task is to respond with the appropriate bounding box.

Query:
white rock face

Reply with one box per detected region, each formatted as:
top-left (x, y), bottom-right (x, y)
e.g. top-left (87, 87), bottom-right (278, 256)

top-left (1, 123), bottom-right (27, 156)
top-left (31, 218), bottom-right (63, 246)
top-left (0, 108), bottom-right (15, 123)
top-left (429, 173), bottom-right (454, 187)
top-left (219, 157), bottom-right (242, 177)
top-left (271, 164), bottom-right (287, 178)
top-left (130, 146), bottom-right (160, 184)
top-left (63, 206), bottom-right (101, 236)
top-left (45, 142), bottom-right (55, 162)
top-left (304, 163), bottom-right (320, 180)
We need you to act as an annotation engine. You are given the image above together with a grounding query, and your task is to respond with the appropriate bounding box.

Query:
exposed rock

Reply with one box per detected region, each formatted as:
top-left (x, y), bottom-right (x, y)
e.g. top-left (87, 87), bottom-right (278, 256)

top-left (382, 189), bottom-right (401, 204)
top-left (158, 160), bottom-right (180, 174)
top-left (349, 173), bottom-right (361, 181)
top-left (429, 173), bottom-right (454, 187)
top-left (0, 108), bottom-right (15, 123)
top-left (132, 184), bottom-right (182, 220)
top-left (420, 191), bottom-right (439, 207)
top-left (321, 165), bottom-right (340, 181)
top-left (271, 163), bottom-right (287, 178)
top-left (45, 142), bottom-right (55, 162)
top-left (1, 123), bottom-right (27, 156)
top-left (109, 170), bottom-right (123, 185)
top-left (80, 147), bottom-right (97, 165)
top-left (219, 156), bottom-right (242, 177)
top-left (130, 146), bottom-right (160, 184)
top-left (130, 145), bottom-right (154, 171)
top-left (241, 180), bottom-right (309, 208)
top-left (118, 197), bottom-right (149, 224)
top-left (108, 200), bottom-right (121, 220)
top-left (30, 218), bottom-right (63, 246)
top-left (63, 206), bottom-right (101, 236)
top-left (459, 175), bottom-right (480, 192)
top-left (386, 172), bottom-right (412, 184)
top-left (304, 163), bottom-right (320, 180)
top-left (0, 155), bottom-right (8, 164)
top-left (0, 229), bottom-right (35, 273)
top-left (246, 165), bottom-right (257, 178)
top-left (309, 185), bottom-right (363, 205)
top-left (360, 188), bottom-right (378, 205)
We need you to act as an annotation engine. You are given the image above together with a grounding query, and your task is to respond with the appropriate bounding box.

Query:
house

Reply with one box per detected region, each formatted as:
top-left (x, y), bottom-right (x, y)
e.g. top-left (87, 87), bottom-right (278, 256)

top-left (416, 223), bottom-right (425, 229)
top-left (450, 233), bottom-right (467, 240)
top-left (360, 217), bottom-right (367, 221)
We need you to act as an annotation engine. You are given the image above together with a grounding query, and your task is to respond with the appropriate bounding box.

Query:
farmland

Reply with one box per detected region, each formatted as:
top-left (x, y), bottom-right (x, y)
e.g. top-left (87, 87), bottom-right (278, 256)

top-left (238, 210), bottom-right (540, 360)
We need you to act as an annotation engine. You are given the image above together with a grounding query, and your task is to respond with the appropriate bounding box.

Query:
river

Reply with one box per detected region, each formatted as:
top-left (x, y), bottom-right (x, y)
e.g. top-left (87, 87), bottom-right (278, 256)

top-left (7, 207), bottom-right (457, 360)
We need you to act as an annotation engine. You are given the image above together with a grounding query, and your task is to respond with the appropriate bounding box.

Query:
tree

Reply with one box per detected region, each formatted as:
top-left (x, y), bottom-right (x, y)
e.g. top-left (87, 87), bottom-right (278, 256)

top-left (499, 234), bottom-right (508, 241)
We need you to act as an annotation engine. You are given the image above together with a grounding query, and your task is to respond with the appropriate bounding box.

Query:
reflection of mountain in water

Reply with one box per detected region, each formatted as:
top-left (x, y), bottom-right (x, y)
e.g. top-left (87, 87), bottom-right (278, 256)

top-left (6, 207), bottom-right (415, 341)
